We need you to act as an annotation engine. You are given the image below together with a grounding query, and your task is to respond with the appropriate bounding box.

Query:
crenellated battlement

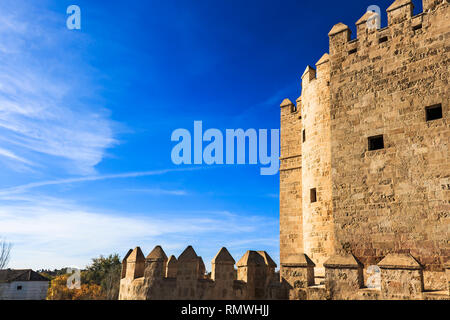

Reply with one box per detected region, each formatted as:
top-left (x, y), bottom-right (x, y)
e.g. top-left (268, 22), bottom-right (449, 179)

top-left (280, 252), bottom-right (449, 300)
top-left (327, 0), bottom-right (449, 57)
top-left (118, 245), bottom-right (278, 300)
top-left (118, 246), bottom-right (450, 300)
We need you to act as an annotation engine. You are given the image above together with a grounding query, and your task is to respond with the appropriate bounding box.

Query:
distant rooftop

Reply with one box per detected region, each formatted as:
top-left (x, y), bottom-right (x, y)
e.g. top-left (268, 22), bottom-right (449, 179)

top-left (0, 269), bottom-right (49, 283)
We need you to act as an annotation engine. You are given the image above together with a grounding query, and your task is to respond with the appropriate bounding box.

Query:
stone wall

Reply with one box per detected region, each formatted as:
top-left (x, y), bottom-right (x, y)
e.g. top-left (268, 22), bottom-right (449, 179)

top-left (280, 98), bottom-right (303, 263)
top-left (300, 55), bottom-right (335, 270)
top-left (280, 0), bottom-right (449, 293)
top-left (119, 248), bottom-right (450, 300)
top-left (119, 246), bottom-right (276, 300)
top-left (328, 0), bottom-right (449, 287)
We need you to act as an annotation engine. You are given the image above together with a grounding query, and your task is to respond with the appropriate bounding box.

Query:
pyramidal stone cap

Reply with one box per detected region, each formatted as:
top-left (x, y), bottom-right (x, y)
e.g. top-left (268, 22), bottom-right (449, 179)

top-left (212, 247), bottom-right (235, 265)
top-left (328, 23), bottom-right (350, 36)
top-left (257, 251), bottom-right (277, 268)
top-left (178, 246), bottom-right (198, 262)
top-left (324, 253), bottom-right (363, 269)
top-left (302, 65), bottom-right (316, 79)
top-left (237, 251), bottom-right (266, 267)
top-left (378, 253), bottom-right (422, 270)
top-left (283, 253), bottom-right (316, 267)
top-left (146, 245), bottom-right (168, 261)
top-left (236, 251), bottom-right (275, 267)
top-left (316, 53), bottom-right (330, 66)
top-left (280, 98), bottom-right (294, 108)
top-left (122, 249), bottom-right (133, 263)
top-left (127, 247), bottom-right (145, 263)
top-left (387, 0), bottom-right (413, 12)
top-left (356, 11), bottom-right (379, 25)
top-left (167, 255), bottom-right (178, 265)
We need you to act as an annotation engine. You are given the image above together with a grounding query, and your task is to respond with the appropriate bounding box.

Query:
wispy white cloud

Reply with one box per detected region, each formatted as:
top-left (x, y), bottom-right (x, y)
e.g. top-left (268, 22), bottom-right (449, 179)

top-left (126, 188), bottom-right (189, 196)
top-left (0, 195), bottom-right (277, 270)
top-left (0, 167), bottom-right (199, 197)
top-left (0, 147), bottom-right (33, 165)
top-left (0, 1), bottom-right (117, 174)
top-left (0, 2), bottom-right (281, 271)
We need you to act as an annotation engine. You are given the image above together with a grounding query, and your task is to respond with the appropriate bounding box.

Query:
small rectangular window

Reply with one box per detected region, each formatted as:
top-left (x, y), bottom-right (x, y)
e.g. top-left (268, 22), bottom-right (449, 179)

top-left (348, 48), bottom-right (357, 55)
top-left (310, 188), bottom-right (317, 203)
top-left (302, 130), bottom-right (306, 143)
top-left (379, 36), bottom-right (388, 44)
top-left (17, 285), bottom-right (22, 291)
top-left (413, 24), bottom-right (422, 32)
top-left (291, 104), bottom-right (297, 113)
top-left (426, 104), bottom-right (443, 121)
top-left (368, 135), bottom-right (384, 151)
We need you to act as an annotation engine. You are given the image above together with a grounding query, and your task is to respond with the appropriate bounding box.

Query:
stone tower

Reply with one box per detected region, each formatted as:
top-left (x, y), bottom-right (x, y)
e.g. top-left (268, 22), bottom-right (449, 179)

top-left (280, 0), bottom-right (449, 290)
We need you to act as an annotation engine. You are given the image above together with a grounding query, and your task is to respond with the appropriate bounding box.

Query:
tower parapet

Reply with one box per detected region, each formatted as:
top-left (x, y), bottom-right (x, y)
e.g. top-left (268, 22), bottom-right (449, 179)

top-left (324, 254), bottom-right (364, 300)
top-left (326, 0), bottom-right (449, 58)
top-left (145, 245), bottom-right (167, 279)
top-left (378, 253), bottom-right (424, 300)
top-left (121, 249), bottom-right (133, 279)
top-left (211, 247), bottom-right (237, 299)
top-left (119, 246), bottom-right (278, 300)
top-left (211, 247), bottom-right (235, 281)
top-left (356, 11), bottom-right (379, 39)
top-left (236, 250), bottom-right (277, 299)
top-left (125, 247), bottom-right (145, 279)
top-left (166, 255), bottom-right (178, 278)
top-left (387, 0), bottom-right (414, 25)
top-left (328, 23), bottom-right (351, 55)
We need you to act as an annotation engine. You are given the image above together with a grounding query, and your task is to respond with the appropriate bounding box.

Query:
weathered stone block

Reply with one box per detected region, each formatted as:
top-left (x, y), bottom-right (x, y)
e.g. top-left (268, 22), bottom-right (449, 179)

top-left (125, 247), bottom-right (145, 280)
top-left (328, 23), bottom-right (350, 55)
top-left (166, 255), bottom-right (178, 278)
top-left (387, 0), bottom-right (414, 25)
top-left (378, 253), bottom-right (424, 300)
top-left (281, 253), bottom-right (315, 289)
top-left (423, 0), bottom-right (442, 12)
top-left (121, 249), bottom-right (133, 279)
top-left (324, 254), bottom-right (364, 300)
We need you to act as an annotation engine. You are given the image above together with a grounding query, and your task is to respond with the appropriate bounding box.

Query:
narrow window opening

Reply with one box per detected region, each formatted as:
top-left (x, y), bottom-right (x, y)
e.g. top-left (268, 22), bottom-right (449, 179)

top-left (413, 24), bottom-right (422, 32)
top-left (368, 135), bottom-right (384, 151)
top-left (291, 104), bottom-right (297, 113)
top-left (17, 285), bottom-right (22, 291)
top-left (348, 48), bottom-right (357, 55)
top-left (302, 130), bottom-right (306, 143)
top-left (379, 36), bottom-right (388, 44)
top-left (310, 188), bottom-right (317, 203)
top-left (426, 104), bottom-right (443, 121)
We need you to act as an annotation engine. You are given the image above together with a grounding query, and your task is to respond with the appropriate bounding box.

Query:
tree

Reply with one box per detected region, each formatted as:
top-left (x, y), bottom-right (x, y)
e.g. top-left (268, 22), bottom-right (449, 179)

top-left (47, 274), bottom-right (104, 300)
top-left (46, 253), bottom-right (122, 300)
top-left (83, 254), bottom-right (121, 300)
top-left (0, 239), bottom-right (11, 269)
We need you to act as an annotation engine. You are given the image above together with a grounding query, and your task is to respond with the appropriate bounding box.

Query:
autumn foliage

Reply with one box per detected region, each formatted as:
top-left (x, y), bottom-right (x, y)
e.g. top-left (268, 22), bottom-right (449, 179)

top-left (47, 274), bottom-right (104, 300)
top-left (46, 254), bottom-right (121, 300)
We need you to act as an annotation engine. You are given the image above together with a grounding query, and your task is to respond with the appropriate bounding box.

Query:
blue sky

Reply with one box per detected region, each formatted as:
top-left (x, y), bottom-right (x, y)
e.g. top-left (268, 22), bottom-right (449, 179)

top-left (0, 0), bottom-right (425, 270)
